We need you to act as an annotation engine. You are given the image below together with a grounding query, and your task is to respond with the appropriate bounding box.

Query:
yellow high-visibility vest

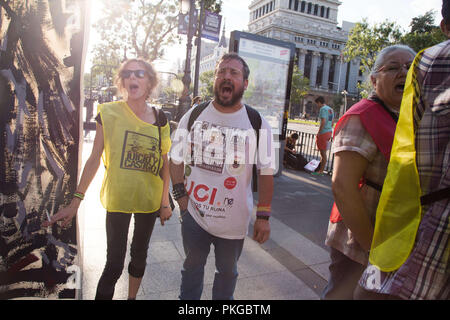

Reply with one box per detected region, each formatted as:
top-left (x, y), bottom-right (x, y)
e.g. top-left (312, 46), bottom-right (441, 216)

top-left (369, 50), bottom-right (425, 272)
top-left (97, 101), bottom-right (171, 213)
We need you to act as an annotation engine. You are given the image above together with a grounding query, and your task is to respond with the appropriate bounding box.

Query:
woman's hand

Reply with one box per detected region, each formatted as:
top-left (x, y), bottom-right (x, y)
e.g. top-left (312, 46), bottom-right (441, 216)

top-left (159, 206), bottom-right (172, 226)
top-left (42, 199), bottom-right (81, 228)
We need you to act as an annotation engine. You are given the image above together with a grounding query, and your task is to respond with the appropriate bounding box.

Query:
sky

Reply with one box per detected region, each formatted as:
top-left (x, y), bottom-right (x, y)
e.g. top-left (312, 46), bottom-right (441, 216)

top-left (85, 0), bottom-right (444, 73)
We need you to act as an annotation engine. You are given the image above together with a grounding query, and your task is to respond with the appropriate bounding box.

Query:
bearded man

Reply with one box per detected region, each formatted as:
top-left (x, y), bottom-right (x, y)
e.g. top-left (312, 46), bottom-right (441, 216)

top-left (169, 53), bottom-right (275, 300)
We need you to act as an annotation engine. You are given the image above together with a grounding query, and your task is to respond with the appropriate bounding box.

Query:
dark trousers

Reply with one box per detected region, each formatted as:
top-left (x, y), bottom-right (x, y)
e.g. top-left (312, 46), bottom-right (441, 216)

top-left (95, 211), bottom-right (158, 300)
top-left (321, 247), bottom-right (366, 300)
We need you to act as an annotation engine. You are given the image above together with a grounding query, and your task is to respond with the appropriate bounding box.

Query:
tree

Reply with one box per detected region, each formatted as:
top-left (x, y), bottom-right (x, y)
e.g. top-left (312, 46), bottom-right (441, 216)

top-left (400, 10), bottom-right (447, 52)
top-left (343, 19), bottom-right (403, 76)
top-left (199, 70), bottom-right (214, 99)
top-left (93, 0), bottom-right (179, 62)
top-left (289, 65), bottom-right (309, 118)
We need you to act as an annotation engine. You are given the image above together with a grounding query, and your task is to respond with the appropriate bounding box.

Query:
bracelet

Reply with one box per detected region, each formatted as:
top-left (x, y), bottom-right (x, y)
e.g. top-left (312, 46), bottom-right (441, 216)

top-left (172, 183), bottom-right (188, 201)
top-left (161, 205), bottom-right (170, 209)
top-left (256, 215), bottom-right (270, 220)
top-left (73, 192), bottom-right (85, 200)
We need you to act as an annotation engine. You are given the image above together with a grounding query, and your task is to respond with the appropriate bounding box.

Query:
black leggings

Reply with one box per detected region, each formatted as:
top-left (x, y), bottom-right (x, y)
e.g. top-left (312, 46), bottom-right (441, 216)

top-left (95, 211), bottom-right (158, 300)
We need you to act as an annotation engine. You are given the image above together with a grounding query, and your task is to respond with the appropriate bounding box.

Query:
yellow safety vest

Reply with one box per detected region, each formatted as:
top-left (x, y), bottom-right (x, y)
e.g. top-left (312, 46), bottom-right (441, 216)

top-left (97, 101), bottom-right (171, 213)
top-left (369, 50), bottom-right (425, 272)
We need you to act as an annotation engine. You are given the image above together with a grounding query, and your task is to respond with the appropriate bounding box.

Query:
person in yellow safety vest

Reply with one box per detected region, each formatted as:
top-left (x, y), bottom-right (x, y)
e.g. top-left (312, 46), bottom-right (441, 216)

top-left (43, 58), bottom-right (172, 300)
top-left (322, 44), bottom-right (416, 300)
top-left (354, 0), bottom-right (450, 300)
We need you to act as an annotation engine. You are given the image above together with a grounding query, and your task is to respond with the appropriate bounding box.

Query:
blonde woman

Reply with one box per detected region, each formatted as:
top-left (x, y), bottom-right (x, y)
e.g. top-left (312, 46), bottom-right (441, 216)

top-left (44, 58), bottom-right (172, 300)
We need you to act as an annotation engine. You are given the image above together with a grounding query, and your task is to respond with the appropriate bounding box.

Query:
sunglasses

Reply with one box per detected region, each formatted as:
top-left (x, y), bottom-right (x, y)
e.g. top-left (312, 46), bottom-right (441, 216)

top-left (120, 69), bottom-right (147, 79)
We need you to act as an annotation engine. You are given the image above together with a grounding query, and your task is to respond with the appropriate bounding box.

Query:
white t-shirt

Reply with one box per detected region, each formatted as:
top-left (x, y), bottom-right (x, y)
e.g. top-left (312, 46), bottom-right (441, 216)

top-left (170, 102), bottom-right (276, 239)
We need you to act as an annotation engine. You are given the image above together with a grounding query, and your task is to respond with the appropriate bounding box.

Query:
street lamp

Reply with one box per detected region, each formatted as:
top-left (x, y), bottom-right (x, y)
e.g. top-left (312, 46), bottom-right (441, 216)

top-left (341, 89), bottom-right (348, 116)
top-left (177, 0), bottom-right (196, 121)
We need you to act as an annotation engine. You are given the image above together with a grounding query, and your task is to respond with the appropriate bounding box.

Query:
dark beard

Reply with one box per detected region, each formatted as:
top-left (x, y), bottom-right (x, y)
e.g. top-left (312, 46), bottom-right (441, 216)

top-left (214, 82), bottom-right (245, 107)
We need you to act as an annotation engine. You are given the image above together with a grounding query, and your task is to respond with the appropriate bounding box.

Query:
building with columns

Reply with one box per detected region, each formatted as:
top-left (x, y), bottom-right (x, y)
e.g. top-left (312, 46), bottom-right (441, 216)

top-left (191, 25), bottom-right (229, 97)
top-left (248, 0), bottom-right (364, 118)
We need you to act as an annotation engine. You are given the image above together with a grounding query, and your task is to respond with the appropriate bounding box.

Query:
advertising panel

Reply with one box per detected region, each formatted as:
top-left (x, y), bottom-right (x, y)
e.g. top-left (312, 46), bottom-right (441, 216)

top-left (230, 32), bottom-right (295, 139)
top-left (0, 0), bottom-right (88, 299)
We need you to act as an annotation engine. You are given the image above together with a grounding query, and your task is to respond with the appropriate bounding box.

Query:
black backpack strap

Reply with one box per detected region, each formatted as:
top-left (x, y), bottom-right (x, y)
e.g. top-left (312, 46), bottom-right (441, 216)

top-left (244, 105), bottom-right (262, 193)
top-left (153, 107), bottom-right (175, 211)
top-left (187, 101), bottom-right (210, 132)
top-left (421, 186), bottom-right (450, 206)
top-left (152, 107), bottom-right (162, 157)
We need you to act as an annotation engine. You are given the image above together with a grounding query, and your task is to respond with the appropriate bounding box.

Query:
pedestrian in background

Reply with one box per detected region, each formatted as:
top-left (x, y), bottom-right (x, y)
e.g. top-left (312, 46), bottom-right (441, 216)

top-left (322, 45), bottom-right (416, 299)
top-left (191, 95), bottom-right (202, 108)
top-left (170, 53), bottom-right (275, 300)
top-left (44, 58), bottom-right (172, 300)
top-left (313, 96), bottom-right (334, 175)
top-left (355, 0), bottom-right (450, 300)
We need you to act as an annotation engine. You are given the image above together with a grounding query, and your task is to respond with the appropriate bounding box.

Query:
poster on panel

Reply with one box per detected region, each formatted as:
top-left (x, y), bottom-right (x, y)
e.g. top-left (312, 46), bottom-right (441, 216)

top-left (229, 31), bottom-right (295, 140)
top-left (0, 0), bottom-right (88, 299)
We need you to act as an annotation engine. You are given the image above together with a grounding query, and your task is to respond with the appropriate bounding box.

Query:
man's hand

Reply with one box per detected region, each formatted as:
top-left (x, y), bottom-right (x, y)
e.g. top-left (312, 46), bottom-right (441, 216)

top-left (253, 219), bottom-right (270, 244)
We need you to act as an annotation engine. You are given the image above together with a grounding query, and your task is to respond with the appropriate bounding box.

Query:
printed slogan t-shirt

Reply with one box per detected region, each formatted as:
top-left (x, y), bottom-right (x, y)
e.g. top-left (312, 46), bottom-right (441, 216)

top-left (98, 101), bottom-right (171, 213)
top-left (170, 102), bottom-right (275, 239)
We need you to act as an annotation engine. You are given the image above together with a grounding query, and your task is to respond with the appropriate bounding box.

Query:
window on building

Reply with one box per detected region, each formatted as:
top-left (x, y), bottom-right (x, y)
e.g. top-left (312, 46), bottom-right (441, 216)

top-left (289, 0), bottom-right (293, 10)
top-left (301, 1), bottom-right (306, 12)
top-left (304, 51), bottom-right (312, 79)
top-left (314, 4), bottom-right (318, 15)
top-left (326, 7), bottom-right (330, 19)
top-left (294, 0), bottom-right (299, 11)
top-left (320, 6), bottom-right (325, 17)
top-left (307, 2), bottom-right (312, 14)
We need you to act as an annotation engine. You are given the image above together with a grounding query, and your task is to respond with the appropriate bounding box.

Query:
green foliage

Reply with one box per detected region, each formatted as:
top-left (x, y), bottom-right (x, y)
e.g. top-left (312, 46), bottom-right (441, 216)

top-left (199, 70), bottom-right (214, 99)
top-left (400, 10), bottom-right (447, 52)
top-left (330, 93), bottom-right (343, 114)
top-left (344, 11), bottom-right (446, 76)
top-left (93, 0), bottom-right (179, 62)
top-left (343, 19), bottom-right (403, 76)
top-left (290, 65), bottom-right (309, 105)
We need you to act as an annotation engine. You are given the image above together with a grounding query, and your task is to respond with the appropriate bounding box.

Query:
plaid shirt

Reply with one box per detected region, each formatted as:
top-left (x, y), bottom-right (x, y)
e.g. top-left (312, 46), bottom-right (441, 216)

top-left (325, 109), bottom-right (395, 265)
top-left (359, 40), bottom-right (450, 300)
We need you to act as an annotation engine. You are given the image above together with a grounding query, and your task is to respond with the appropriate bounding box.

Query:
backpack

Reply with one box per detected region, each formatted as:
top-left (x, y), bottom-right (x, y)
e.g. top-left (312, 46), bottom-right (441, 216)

top-left (187, 101), bottom-right (262, 192)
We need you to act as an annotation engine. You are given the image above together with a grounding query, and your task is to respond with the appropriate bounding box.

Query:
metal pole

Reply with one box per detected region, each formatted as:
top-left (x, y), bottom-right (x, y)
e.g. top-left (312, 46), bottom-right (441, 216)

top-left (177, 0), bottom-right (196, 121)
top-left (193, 0), bottom-right (205, 97)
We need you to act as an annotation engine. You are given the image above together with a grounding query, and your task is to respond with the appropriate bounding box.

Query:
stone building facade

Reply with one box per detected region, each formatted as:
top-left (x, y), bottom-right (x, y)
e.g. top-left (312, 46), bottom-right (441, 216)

top-left (248, 0), bottom-right (364, 118)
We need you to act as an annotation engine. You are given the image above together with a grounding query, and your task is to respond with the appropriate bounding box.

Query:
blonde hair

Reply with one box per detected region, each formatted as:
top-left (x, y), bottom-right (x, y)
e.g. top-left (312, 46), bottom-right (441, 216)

top-left (115, 58), bottom-right (159, 100)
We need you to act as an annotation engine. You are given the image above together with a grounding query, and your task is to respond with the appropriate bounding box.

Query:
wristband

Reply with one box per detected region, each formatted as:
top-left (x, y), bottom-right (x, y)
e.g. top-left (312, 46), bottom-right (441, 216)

top-left (172, 183), bottom-right (188, 201)
top-left (73, 192), bottom-right (85, 200)
top-left (256, 204), bottom-right (271, 220)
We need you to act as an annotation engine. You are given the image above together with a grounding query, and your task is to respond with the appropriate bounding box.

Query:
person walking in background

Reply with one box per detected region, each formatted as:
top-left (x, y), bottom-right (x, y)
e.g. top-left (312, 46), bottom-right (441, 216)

top-left (321, 45), bottom-right (416, 299)
top-left (313, 96), bottom-right (334, 175)
top-left (170, 53), bottom-right (275, 300)
top-left (43, 58), bottom-right (172, 300)
top-left (355, 0), bottom-right (450, 300)
top-left (191, 95), bottom-right (202, 108)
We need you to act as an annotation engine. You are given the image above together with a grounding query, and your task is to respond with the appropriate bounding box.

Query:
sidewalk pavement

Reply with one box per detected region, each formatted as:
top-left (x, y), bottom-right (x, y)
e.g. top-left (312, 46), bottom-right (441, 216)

top-left (78, 138), bottom-right (333, 300)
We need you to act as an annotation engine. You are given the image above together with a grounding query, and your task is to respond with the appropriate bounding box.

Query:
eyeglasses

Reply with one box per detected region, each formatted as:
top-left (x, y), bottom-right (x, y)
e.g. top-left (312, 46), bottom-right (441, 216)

top-left (215, 67), bottom-right (243, 78)
top-left (120, 69), bottom-right (147, 79)
top-left (377, 63), bottom-right (412, 74)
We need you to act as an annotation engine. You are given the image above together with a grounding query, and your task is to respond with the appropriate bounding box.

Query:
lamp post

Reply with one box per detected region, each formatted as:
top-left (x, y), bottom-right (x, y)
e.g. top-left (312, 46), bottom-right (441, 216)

top-left (177, 0), bottom-right (196, 121)
top-left (193, 0), bottom-right (205, 98)
top-left (341, 89), bottom-right (348, 117)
